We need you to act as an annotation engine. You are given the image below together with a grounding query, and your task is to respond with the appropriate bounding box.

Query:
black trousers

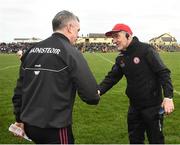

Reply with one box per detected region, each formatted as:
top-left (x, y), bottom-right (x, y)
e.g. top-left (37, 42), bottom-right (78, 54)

top-left (24, 123), bottom-right (74, 144)
top-left (127, 105), bottom-right (164, 144)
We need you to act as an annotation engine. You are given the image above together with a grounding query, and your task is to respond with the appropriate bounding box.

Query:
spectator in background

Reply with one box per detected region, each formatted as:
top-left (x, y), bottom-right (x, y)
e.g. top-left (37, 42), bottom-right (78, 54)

top-left (99, 23), bottom-right (174, 144)
top-left (12, 10), bottom-right (100, 144)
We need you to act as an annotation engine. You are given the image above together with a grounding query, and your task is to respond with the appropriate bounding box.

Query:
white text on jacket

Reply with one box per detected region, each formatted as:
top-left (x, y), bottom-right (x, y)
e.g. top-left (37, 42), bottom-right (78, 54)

top-left (29, 47), bottom-right (61, 55)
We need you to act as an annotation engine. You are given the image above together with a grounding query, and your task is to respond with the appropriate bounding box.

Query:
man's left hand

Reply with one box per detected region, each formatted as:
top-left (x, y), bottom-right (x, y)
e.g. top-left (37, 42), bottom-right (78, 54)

top-left (161, 98), bottom-right (174, 115)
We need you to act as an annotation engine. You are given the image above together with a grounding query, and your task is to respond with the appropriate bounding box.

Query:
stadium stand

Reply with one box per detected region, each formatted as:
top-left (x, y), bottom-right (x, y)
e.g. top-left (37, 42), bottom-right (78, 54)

top-left (1, 33), bottom-right (179, 54)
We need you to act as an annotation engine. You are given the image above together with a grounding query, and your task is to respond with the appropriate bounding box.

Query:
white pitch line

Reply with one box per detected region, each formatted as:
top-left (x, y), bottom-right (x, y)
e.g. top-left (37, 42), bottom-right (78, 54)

top-left (174, 90), bottom-right (180, 96)
top-left (95, 53), bottom-right (180, 96)
top-left (0, 65), bottom-right (19, 71)
top-left (95, 53), bottom-right (114, 64)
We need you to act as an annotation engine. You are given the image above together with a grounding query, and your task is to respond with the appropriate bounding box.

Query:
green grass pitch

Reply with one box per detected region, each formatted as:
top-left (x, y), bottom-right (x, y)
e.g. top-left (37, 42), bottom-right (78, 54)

top-left (0, 52), bottom-right (180, 143)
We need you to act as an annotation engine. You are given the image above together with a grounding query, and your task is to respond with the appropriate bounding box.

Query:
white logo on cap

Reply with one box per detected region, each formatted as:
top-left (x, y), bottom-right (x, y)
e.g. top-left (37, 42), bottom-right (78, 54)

top-left (133, 57), bottom-right (140, 64)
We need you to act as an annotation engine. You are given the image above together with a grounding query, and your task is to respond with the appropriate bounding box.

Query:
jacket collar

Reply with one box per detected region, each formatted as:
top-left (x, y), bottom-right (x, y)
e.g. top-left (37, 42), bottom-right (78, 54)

top-left (120, 36), bottom-right (139, 55)
top-left (52, 32), bottom-right (70, 43)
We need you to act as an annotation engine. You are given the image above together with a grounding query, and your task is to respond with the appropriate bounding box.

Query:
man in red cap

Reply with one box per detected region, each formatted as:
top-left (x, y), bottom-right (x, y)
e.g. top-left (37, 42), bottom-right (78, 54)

top-left (98, 23), bottom-right (174, 144)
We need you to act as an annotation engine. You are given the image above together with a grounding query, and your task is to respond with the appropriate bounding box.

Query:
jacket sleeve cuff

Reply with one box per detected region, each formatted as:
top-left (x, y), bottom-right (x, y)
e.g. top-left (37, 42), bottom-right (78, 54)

top-left (15, 114), bottom-right (22, 123)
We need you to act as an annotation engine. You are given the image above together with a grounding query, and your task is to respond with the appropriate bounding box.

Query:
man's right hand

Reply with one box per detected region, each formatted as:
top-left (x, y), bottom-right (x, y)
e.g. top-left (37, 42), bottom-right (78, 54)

top-left (13, 122), bottom-right (25, 137)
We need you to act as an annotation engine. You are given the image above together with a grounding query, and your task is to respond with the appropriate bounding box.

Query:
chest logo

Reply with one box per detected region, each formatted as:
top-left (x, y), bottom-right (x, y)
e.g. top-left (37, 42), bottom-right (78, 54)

top-left (133, 57), bottom-right (140, 64)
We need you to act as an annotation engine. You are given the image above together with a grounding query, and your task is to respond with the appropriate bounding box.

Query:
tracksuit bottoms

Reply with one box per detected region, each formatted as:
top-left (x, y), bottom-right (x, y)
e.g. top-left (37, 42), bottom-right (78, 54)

top-left (24, 123), bottom-right (74, 144)
top-left (128, 105), bottom-right (164, 144)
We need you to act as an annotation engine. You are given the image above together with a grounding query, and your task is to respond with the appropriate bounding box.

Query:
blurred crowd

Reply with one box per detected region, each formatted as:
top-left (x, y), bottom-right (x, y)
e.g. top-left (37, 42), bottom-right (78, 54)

top-left (0, 42), bottom-right (118, 54)
top-left (0, 42), bottom-right (33, 53)
top-left (1, 42), bottom-right (180, 54)
top-left (75, 43), bottom-right (117, 53)
top-left (151, 44), bottom-right (180, 52)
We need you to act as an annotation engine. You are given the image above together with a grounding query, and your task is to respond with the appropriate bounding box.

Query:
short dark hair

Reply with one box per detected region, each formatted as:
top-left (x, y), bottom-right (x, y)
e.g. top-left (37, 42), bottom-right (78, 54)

top-left (52, 10), bottom-right (79, 31)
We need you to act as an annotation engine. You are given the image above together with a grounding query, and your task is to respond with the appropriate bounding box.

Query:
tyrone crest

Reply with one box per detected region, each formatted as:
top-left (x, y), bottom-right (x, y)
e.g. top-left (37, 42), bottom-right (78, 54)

top-left (133, 57), bottom-right (140, 64)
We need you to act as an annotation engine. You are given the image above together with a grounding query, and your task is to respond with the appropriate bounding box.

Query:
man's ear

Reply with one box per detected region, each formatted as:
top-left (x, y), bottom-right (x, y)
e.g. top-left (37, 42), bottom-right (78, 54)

top-left (67, 23), bottom-right (73, 34)
top-left (126, 33), bottom-right (129, 39)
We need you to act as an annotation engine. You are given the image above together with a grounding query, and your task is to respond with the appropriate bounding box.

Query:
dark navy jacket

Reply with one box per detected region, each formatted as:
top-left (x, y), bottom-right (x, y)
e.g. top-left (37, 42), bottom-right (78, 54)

top-left (99, 37), bottom-right (173, 109)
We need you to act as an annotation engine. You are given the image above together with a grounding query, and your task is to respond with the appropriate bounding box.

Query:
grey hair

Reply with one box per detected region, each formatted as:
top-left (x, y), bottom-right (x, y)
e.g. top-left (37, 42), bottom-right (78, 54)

top-left (52, 10), bottom-right (79, 31)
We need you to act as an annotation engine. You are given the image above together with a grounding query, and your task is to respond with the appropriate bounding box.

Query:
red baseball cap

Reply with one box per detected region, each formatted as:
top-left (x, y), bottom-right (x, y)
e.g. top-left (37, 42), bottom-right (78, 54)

top-left (105, 23), bottom-right (133, 37)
